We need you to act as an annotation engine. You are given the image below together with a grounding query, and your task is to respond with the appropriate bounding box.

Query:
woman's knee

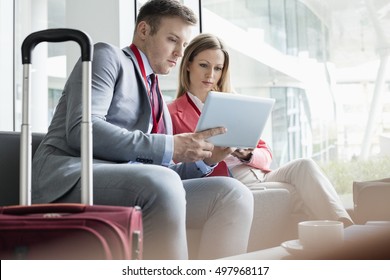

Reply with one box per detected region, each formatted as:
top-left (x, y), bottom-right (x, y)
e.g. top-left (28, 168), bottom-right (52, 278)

top-left (290, 158), bottom-right (312, 166)
top-left (294, 158), bottom-right (321, 173)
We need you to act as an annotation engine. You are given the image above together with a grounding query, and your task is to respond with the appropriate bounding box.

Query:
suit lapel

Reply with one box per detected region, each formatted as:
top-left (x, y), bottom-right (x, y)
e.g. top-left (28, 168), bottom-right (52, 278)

top-left (123, 46), bottom-right (173, 134)
top-left (175, 94), bottom-right (199, 132)
top-left (122, 47), bottom-right (147, 91)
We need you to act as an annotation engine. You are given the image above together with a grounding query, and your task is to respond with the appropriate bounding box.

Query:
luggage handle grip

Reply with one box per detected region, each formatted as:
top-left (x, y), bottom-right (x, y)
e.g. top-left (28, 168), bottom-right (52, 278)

top-left (22, 28), bottom-right (93, 64)
top-left (2, 204), bottom-right (87, 215)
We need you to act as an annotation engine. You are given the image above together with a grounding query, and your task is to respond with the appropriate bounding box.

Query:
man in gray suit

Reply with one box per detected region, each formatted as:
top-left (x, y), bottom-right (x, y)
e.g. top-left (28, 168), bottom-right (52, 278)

top-left (32, 0), bottom-right (253, 259)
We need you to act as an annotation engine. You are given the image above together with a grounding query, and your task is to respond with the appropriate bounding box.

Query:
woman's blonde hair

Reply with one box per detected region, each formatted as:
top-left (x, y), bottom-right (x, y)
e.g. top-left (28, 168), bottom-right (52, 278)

top-left (176, 33), bottom-right (231, 98)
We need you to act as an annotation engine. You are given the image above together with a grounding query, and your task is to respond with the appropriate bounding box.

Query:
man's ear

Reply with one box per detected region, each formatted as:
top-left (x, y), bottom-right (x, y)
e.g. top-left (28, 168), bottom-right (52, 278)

top-left (136, 21), bottom-right (150, 40)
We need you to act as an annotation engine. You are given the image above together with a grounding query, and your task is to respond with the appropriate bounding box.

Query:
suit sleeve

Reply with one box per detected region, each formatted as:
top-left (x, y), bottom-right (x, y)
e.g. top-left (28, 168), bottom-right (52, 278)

top-left (63, 43), bottom-right (205, 179)
top-left (64, 43), bottom-right (166, 164)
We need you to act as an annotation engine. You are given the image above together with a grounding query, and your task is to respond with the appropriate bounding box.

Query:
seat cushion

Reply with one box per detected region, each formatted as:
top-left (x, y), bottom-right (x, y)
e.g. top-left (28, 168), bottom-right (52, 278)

top-left (0, 131), bottom-right (45, 206)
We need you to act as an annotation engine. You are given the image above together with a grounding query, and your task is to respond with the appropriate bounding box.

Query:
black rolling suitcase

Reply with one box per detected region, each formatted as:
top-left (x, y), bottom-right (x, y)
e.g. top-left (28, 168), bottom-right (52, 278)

top-left (0, 29), bottom-right (143, 260)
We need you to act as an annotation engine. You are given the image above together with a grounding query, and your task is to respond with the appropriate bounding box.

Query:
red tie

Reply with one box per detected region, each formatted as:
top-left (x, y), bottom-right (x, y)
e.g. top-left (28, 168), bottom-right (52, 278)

top-left (207, 161), bottom-right (231, 177)
top-left (149, 74), bottom-right (165, 134)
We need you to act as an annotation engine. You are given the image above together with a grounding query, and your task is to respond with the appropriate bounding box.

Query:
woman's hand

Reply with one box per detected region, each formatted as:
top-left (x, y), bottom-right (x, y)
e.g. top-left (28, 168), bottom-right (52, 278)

top-left (232, 148), bottom-right (254, 161)
top-left (203, 146), bottom-right (235, 166)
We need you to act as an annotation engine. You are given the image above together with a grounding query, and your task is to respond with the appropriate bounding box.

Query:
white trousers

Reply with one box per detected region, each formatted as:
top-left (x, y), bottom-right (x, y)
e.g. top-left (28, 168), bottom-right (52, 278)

top-left (230, 158), bottom-right (352, 222)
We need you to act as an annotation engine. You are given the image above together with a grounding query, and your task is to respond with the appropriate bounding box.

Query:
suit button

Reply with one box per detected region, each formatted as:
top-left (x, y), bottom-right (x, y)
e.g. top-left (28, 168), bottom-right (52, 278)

top-left (136, 157), bottom-right (153, 164)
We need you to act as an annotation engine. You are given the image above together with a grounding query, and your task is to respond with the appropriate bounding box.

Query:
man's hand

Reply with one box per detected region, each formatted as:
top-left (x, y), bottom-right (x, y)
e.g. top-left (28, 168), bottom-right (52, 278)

top-left (173, 127), bottom-right (228, 163)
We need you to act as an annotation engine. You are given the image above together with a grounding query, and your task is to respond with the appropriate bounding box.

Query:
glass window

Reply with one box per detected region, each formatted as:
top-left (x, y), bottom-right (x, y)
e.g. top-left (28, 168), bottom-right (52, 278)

top-left (269, 0), bottom-right (287, 53)
top-left (3, 0), bottom-right (390, 200)
top-left (12, 0), bottom-right (136, 132)
top-left (285, 0), bottom-right (298, 56)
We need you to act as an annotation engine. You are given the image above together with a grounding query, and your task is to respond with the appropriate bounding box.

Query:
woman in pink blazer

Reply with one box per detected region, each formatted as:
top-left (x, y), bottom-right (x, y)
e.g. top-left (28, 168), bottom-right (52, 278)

top-left (168, 33), bottom-right (354, 226)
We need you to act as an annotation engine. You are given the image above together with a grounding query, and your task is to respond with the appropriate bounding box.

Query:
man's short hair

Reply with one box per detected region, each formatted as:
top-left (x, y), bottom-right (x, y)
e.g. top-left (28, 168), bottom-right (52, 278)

top-left (136, 0), bottom-right (197, 35)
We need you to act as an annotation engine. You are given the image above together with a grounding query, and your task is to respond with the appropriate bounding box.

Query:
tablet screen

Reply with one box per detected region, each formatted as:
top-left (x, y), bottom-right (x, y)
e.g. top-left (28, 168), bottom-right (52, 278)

top-left (195, 91), bottom-right (275, 148)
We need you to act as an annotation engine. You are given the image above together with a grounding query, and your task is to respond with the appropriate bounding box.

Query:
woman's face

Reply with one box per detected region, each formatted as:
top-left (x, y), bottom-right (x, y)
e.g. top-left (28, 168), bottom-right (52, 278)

top-left (187, 48), bottom-right (225, 100)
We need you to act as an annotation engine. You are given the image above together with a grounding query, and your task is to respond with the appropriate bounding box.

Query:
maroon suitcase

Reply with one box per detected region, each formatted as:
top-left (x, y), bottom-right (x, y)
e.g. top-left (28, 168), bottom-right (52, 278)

top-left (0, 29), bottom-right (142, 260)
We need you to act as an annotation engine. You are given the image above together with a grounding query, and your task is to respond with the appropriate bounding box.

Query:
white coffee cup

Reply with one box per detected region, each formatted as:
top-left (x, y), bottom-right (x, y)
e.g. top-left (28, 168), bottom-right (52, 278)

top-left (298, 220), bottom-right (344, 251)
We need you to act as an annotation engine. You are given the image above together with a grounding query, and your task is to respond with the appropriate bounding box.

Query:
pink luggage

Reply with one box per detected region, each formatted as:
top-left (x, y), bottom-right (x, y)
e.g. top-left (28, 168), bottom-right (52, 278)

top-left (0, 29), bottom-right (142, 260)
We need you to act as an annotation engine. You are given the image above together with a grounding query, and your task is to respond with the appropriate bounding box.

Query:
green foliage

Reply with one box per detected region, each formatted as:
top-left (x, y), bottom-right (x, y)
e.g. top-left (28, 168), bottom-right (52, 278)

top-left (317, 156), bottom-right (390, 194)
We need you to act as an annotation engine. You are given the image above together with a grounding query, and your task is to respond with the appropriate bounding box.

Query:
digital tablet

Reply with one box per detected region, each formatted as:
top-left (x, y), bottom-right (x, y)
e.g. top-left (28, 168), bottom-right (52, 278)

top-left (195, 91), bottom-right (275, 148)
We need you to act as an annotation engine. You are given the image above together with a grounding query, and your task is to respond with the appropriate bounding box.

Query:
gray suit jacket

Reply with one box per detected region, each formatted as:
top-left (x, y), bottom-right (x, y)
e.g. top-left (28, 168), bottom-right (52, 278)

top-left (32, 42), bottom-right (203, 203)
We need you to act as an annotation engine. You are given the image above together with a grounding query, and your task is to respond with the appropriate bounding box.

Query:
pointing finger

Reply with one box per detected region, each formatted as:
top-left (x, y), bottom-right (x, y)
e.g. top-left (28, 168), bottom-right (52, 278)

top-left (196, 127), bottom-right (227, 140)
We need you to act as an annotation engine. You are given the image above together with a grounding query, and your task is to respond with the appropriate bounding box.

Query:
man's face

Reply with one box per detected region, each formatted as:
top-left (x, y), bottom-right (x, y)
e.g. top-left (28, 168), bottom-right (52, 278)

top-left (143, 17), bottom-right (192, 75)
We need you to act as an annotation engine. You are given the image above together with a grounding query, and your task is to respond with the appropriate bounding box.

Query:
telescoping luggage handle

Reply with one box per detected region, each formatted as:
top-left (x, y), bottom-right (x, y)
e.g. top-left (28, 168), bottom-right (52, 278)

top-left (20, 28), bottom-right (94, 206)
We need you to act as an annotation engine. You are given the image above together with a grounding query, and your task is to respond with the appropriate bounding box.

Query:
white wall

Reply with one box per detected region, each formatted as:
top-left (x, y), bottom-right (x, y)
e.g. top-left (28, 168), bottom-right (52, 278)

top-left (65, 0), bottom-right (134, 75)
top-left (0, 0), bottom-right (14, 130)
